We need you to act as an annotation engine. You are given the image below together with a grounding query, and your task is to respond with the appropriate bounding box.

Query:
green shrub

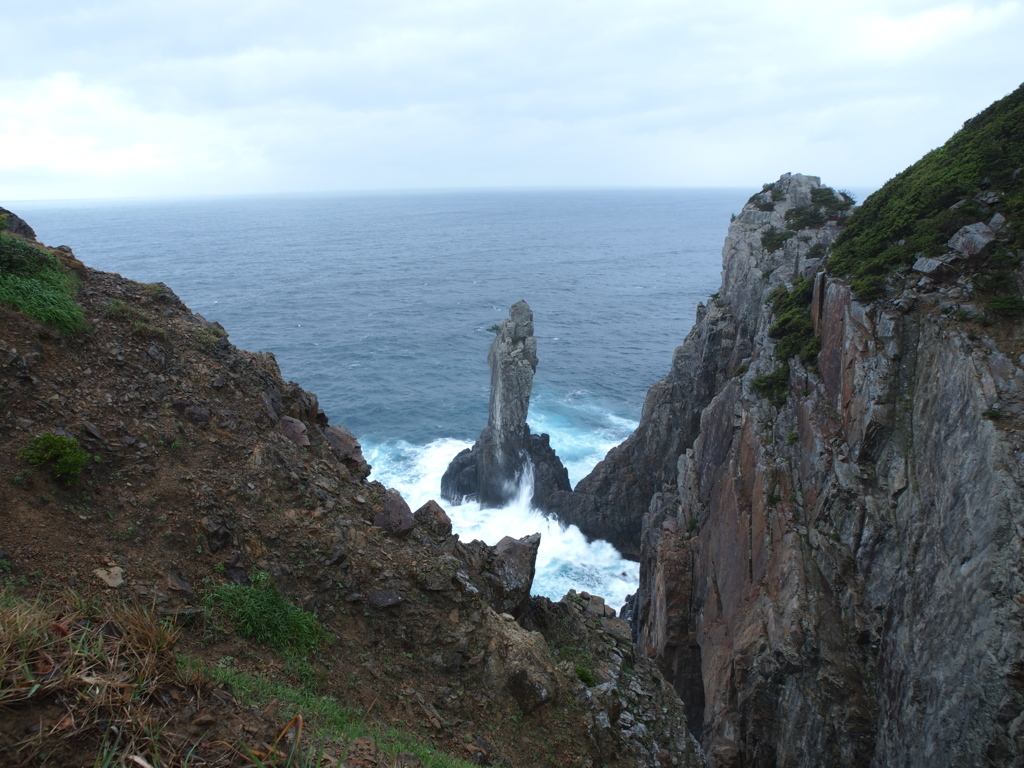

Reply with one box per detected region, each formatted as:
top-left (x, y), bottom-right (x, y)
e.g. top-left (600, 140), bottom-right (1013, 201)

top-left (18, 433), bottom-right (91, 484)
top-left (767, 277), bottom-right (821, 370)
top-left (988, 295), bottom-right (1024, 316)
top-left (828, 83), bottom-right (1024, 300)
top-left (762, 226), bottom-right (795, 252)
top-left (205, 571), bottom-right (329, 653)
top-left (575, 664), bottom-right (596, 686)
top-left (0, 233), bottom-right (87, 336)
top-left (753, 365), bottom-right (790, 407)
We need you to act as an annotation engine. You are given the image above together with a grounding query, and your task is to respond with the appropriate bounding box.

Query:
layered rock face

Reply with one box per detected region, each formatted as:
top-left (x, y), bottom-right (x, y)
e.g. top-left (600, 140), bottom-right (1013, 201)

top-left (441, 300), bottom-right (570, 508)
top-left (621, 174), bottom-right (1024, 765)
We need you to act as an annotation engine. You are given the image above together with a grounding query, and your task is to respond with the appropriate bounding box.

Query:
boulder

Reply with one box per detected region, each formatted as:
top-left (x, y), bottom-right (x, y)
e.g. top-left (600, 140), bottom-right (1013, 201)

top-left (324, 424), bottom-right (371, 480)
top-left (280, 416), bottom-right (309, 446)
top-left (912, 257), bottom-right (957, 281)
top-left (488, 533), bottom-right (540, 617)
top-left (373, 488), bottom-right (417, 537)
top-left (413, 500), bottom-right (453, 539)
top-left (947, 222), bottom-right (995, 259)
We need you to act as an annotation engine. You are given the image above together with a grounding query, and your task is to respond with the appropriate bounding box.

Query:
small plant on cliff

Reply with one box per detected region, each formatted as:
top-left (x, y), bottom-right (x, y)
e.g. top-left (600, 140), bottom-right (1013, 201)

top-left (18, 433), bottom-right (91, 485)
top-left (767, 277), bottom-right (820, 371)
top-left (752, 365), bottom-right (790, 407)
top-left (761, 226), bottom-right (795, 252)
top-left (205, 570), bottom-right (330, 653)
top-left (0, 233), bottom-right (87, 336)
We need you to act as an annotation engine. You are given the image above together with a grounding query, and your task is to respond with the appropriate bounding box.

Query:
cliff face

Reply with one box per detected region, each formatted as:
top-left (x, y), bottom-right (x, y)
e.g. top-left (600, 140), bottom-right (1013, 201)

top-left (622, 162), bottom-right (1024, 766)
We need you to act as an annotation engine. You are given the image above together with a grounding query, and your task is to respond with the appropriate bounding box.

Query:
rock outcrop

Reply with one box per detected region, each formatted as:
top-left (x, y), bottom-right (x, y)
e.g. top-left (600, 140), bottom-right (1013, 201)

top-left (0, 207), bottom-right (37, 241)
top-left (588, 167), bottom-right (1024, 765)
top-left (441, 300), bottom-right (571, 509)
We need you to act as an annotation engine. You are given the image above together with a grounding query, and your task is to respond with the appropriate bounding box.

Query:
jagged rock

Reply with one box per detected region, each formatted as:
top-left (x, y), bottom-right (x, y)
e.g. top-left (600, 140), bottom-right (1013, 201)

top-left (550, 173), bottom-right (846, 560)
top-left (0, 207), bottom-right (37, 241)
top-left (280, 415), bottom-right (310, 446)
top-left (441, 301), bottom-right (571, 509)
top-left (487, 533), bottom-right (540, 617)
top-left (372, 488), bottom-right (417, 537)
top-left (413, 500), bottom-right (453, 539)
top-left (947, 221), bottom-right (995, 259)
top-left (324, 424), bottom-right (371, 480)
top-left (622, 171), bottom-right (1024, 766)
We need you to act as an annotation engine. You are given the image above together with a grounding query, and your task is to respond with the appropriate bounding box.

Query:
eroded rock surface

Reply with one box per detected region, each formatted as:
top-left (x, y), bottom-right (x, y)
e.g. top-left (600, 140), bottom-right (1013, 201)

top-left (616, 174), bottom-right (1024, 766)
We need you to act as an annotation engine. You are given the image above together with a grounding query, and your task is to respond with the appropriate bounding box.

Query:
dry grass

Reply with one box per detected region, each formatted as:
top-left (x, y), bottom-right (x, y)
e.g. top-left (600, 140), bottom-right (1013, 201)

top-left (0, 590), bottom-right (224, 767)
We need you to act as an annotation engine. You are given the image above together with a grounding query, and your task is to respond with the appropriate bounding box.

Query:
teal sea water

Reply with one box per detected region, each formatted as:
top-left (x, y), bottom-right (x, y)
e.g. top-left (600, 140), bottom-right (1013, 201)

top-left (16, 189), bottom-right (750, 607)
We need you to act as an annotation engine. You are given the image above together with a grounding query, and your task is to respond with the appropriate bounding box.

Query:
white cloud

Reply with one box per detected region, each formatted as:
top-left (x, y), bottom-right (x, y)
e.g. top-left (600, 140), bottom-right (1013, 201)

top-left (1, 0), bottom-right (1022, 198)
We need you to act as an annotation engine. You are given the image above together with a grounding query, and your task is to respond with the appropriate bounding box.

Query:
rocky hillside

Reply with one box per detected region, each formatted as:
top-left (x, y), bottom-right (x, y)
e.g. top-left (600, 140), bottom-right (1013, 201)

top-left (570, 84), bottom-right (1024, 766)
top-left (0, 216), bottom-right (703, 766)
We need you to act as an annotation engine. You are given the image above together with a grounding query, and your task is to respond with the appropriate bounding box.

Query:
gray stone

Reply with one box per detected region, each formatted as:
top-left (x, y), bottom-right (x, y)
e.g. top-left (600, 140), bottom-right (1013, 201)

top-left (947, 222), bottom-right (996, 259)
top-left (912, 257), bottom-right (957, 280)
top-left (367, 590), bottom-right (402, 609)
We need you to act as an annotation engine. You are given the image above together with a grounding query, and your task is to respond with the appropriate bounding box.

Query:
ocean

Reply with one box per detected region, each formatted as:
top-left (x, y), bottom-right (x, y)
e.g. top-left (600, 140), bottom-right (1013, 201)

top-left (15, 189), bottom-right (750, 608)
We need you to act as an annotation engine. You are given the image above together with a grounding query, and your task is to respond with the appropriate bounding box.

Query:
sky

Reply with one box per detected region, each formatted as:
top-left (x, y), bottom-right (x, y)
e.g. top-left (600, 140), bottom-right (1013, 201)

top-left (1, 0), bottom-right (1022, 200)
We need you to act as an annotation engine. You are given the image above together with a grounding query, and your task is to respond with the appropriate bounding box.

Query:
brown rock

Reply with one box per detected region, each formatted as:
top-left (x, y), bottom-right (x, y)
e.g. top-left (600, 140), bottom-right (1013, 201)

top-left (413, 500), bottom-right (453, 539)
top-left (324, 424), bottom-right (371, 480)
top-left (373, 489), bottom-right (416, 537)
top-left (280, 416), bottom-right (310, 447)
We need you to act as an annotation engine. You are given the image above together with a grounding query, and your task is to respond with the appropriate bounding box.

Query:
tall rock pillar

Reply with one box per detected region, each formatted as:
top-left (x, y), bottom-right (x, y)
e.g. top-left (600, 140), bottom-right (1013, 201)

top-left (441, 301), bottom-right (570, 509)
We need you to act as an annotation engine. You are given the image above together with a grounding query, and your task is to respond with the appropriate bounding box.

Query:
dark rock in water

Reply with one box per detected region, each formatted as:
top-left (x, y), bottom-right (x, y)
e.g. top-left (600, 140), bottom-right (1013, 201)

top-left (0, 208), bottom-right (37, 241)
top-left (441, 301), bottom-right (571, 509)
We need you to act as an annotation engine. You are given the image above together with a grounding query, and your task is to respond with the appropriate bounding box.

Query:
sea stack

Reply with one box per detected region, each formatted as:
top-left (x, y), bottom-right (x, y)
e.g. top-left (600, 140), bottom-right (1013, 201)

top-left (441, 300), bottom-right (570, 509)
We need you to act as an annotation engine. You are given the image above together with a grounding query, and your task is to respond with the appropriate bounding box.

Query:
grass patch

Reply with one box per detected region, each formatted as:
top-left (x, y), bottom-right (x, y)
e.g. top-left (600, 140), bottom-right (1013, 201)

top-left (0, 590), bottom-right (197, 767)
top-left (767, 277), bottom-right (820, 370)
top-left (0, 232), bottom-right (87, 336)
top-left (205, 571), bottom-right (330, 654)
top-left (195, 661), bottom-right (475, 768)
top-left (827, 83), bottom-right (1024, 300)
top-left (18, 432), bottom-right (92, 484)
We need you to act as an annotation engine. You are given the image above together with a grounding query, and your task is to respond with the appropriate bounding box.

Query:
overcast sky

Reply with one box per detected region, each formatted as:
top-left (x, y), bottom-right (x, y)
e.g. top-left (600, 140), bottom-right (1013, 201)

top-left (2, 0), bottom-right (1022, 200)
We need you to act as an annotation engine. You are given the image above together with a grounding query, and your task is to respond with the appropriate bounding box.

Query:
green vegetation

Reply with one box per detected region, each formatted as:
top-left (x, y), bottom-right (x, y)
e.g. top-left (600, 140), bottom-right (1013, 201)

top-left (784, 187), bottom-right (855, 230)
top-left (205, 571), bottom-right (330, 654)
top-left (18, 433), bottom-right (92, 484)
top-left (0, 232), bottom-right (87, 336)
top-left (828, 83), bottom-right (1024, 300)
top-left (767, 277), bottom-right (820, 370)
top-left (197, 661), bottom-right (474, 767)
top-left (575, 664), bottom-right (596, 686)
top-left (761, 226), bottom-right (795, 252)
top-left (752, 365), bottom-right (790, 408)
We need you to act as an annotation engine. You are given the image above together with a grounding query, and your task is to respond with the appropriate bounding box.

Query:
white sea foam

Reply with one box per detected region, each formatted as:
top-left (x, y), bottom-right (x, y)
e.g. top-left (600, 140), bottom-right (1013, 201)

top-left (365, 421), bottom-right (640, 611)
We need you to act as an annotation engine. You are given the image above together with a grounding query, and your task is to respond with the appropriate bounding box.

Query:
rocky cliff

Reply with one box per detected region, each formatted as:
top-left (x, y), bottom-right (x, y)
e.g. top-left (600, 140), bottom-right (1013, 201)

top-left (441, 300), bottom-right (571, 510)
top-left (582, 85), bottom-right (1024, 766)
top-left (0, 227), bottom-right (700, 766)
